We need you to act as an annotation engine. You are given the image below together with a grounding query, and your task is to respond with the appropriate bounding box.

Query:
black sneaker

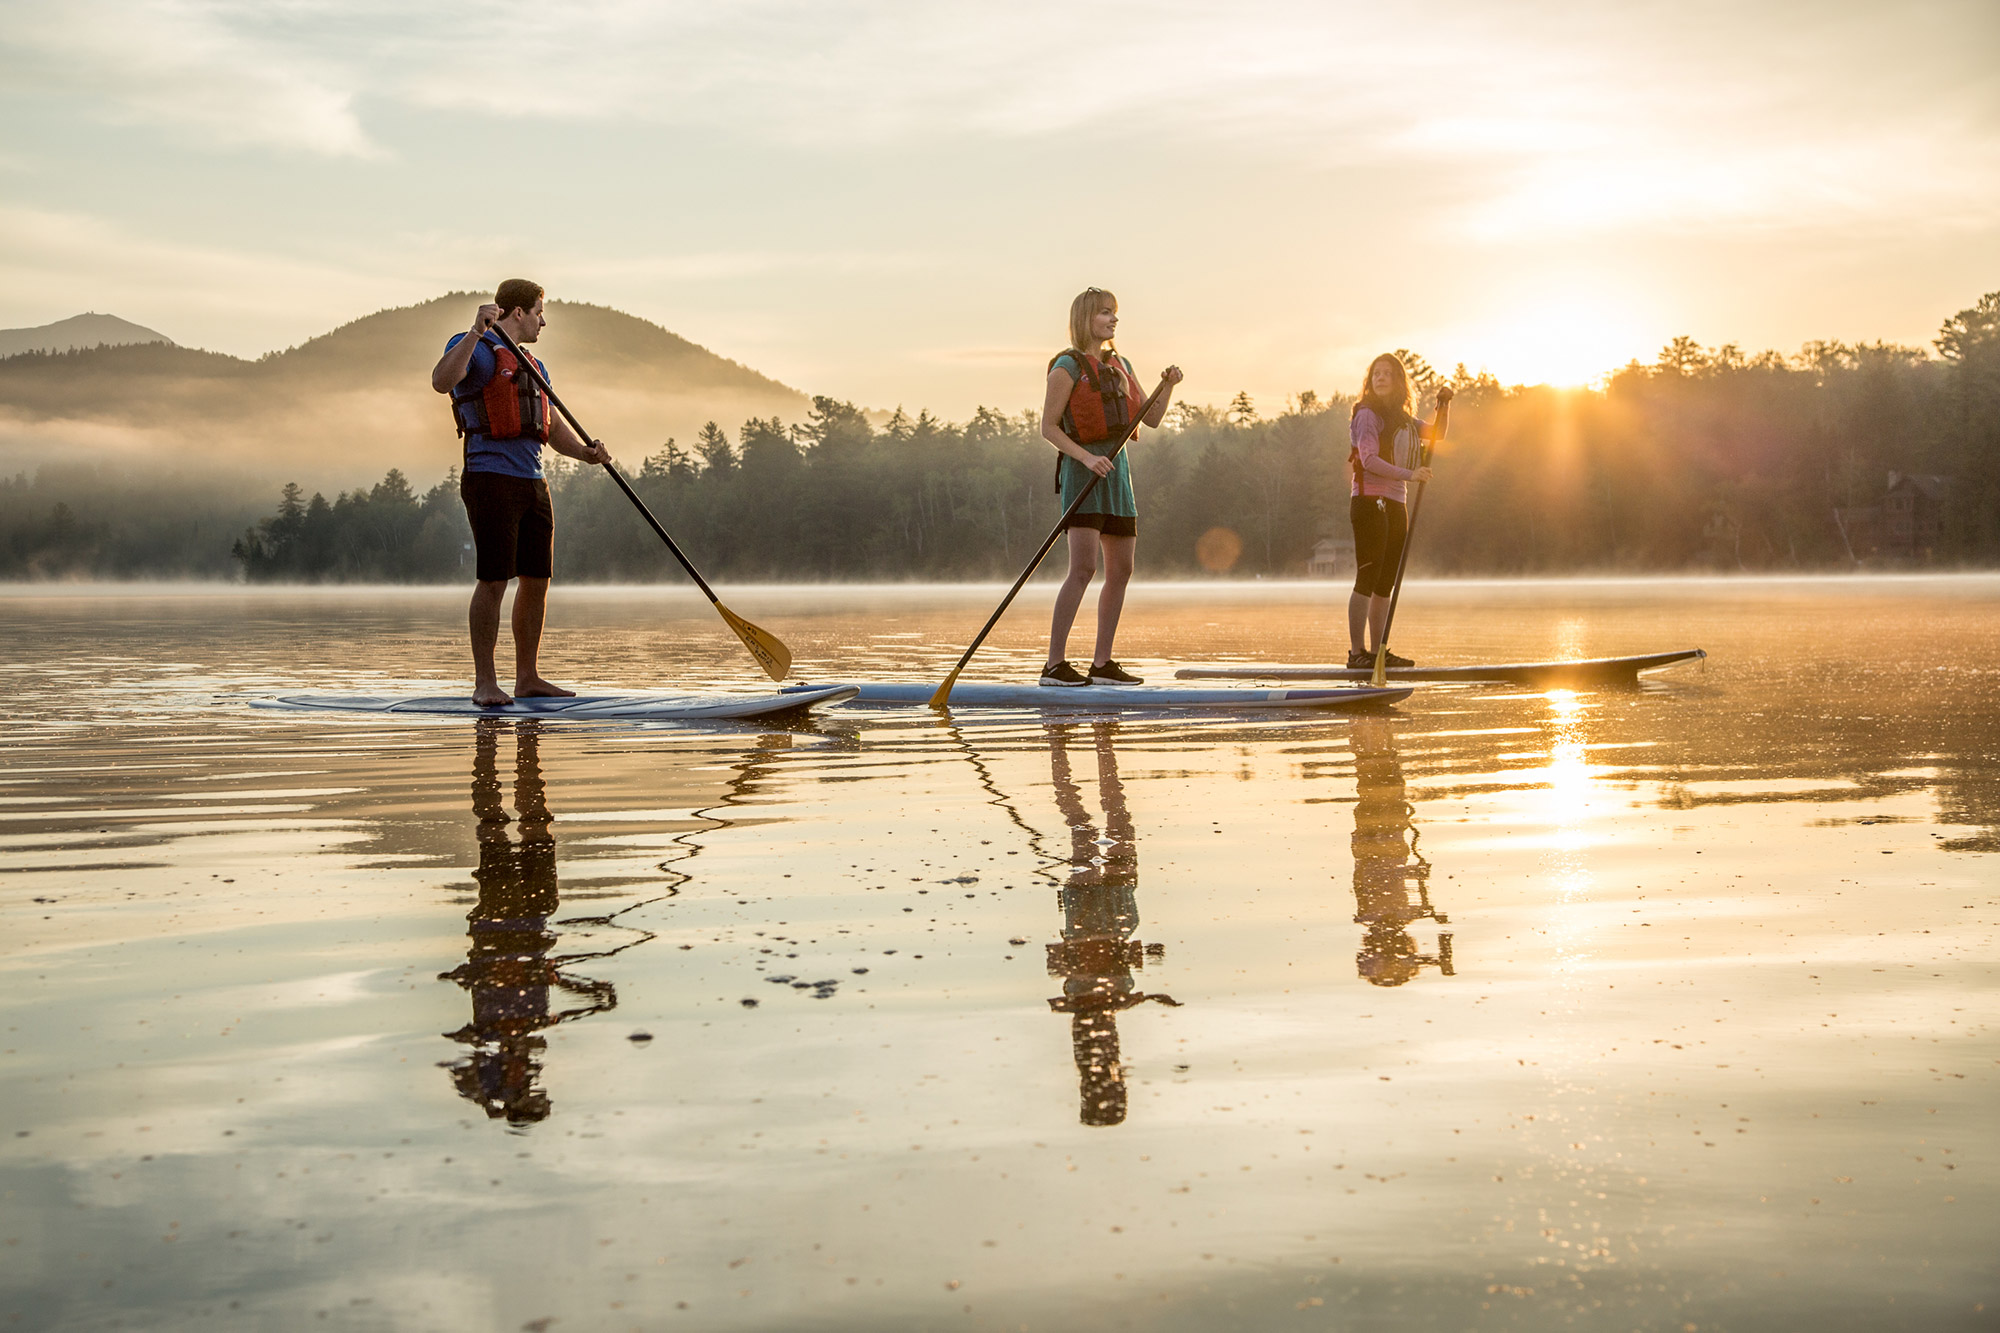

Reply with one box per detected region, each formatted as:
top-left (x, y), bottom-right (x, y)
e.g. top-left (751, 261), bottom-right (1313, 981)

top-left (1087, 660), bottom-right (1143, 686)
top-left (1346, 650), bottom-right (1374, 670)
top-left (1040, 660), bottom-right (1090, 687)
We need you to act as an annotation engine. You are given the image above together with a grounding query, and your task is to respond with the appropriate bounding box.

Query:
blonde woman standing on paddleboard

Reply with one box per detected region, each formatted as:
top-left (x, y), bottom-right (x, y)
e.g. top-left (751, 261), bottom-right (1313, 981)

top-left (1040, 288), bottom-right (1182, 686)
top-left (1348, 353), bottom-right (1450, 670)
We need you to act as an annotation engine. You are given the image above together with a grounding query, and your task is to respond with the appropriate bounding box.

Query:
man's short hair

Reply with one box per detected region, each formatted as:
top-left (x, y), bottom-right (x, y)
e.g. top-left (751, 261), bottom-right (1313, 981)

top-left (495, 278), bottom-right (544, 317)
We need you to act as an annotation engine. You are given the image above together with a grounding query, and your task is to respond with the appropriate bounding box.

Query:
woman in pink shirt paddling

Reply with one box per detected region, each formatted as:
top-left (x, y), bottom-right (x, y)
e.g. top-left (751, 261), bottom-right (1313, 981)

top-left (1347, 353), bottom-right (1451, 670)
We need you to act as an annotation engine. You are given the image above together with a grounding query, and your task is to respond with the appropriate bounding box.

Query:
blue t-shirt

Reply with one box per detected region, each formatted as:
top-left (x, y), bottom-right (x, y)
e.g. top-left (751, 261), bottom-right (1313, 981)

top-left (445, 331), bottom-right (548, 480)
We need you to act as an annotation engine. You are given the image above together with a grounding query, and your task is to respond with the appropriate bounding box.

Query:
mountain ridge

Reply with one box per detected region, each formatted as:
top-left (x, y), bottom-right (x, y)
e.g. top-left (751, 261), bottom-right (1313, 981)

top-left (0, 295), bottom-right (810, 486)
top-left (0, 313), bottom-right (174, 359)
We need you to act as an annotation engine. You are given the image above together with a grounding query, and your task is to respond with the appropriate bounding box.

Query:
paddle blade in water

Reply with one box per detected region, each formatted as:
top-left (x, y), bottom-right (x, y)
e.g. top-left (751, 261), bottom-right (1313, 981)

top-left (927, 665), bottom-right (964, 710)
top-left (716, 602), bottom-right (792, 681)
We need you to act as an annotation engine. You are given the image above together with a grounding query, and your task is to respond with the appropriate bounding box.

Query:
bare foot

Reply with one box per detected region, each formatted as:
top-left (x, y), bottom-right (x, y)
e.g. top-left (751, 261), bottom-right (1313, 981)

top-left (472, 682), bottom-right (514, 708)
top-left (514, 677), bottom-right (576, 699)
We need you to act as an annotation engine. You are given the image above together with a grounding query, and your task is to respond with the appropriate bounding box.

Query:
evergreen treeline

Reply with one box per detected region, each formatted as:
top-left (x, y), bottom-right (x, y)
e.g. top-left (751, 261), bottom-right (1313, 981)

top-left (231, 471), bottom-right (472, 581)
top-left (0, 465), bottom-right (268, 579)
top-left (5, 291), bottom-right (1996, 581)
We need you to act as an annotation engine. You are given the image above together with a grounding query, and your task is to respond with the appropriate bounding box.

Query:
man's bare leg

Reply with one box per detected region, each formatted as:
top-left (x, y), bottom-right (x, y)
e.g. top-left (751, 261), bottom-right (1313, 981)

top-left (511, 576), bottom-right (575, 698)
top-left (469, 579), bottom-right (512, 707)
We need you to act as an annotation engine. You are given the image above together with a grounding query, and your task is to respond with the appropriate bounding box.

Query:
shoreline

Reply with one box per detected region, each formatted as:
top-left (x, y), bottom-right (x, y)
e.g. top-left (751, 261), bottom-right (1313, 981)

top-left (3, 570), bottom-right (1999, 598)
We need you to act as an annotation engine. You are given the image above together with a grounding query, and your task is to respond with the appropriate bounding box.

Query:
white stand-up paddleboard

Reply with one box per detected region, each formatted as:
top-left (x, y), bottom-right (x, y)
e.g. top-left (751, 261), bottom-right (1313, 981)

top-left (252, 684), bottom-right (859, 721)
top-left (1174, 649), bottom-right (1705, 687)
top-left (782, 682), bottom-right (1411, 711)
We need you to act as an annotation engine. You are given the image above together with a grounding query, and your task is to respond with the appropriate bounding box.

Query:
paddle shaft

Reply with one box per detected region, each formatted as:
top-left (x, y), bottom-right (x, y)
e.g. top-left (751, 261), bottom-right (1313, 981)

top-left (489, 325), bottom-right (723, 605)
top-left (1373, 394), bottom-right (1449, 682)
top-left (931, 374), bottom-right (1172, 706)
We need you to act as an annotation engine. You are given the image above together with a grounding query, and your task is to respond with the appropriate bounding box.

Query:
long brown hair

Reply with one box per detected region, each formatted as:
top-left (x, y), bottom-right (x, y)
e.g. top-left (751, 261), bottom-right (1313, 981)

top-left (1354, 352), bottom-right (1412, 436)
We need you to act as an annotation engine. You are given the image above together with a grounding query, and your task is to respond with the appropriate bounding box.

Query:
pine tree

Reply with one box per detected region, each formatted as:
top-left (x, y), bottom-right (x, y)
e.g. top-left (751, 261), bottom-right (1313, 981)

top-left (696, 421), bottom-right (735, 474)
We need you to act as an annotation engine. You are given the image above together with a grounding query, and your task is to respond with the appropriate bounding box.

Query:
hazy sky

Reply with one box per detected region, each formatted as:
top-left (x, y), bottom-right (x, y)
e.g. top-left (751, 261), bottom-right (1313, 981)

top-left (3, 0), bottom-right (1995, 417)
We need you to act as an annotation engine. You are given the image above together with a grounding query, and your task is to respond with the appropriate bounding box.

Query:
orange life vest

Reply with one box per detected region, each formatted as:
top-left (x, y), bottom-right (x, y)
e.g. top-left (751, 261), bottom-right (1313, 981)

top-left (450, 334), bottom-right (551, 444)
top-left (1054, 350), bottom-right (1143, 446)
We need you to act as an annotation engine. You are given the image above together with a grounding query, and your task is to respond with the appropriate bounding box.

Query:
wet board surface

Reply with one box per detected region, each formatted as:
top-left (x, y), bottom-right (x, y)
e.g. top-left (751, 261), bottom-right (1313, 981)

top-left (784, 681), bottom-right (1411, 710)
top-left (1173, 648), bottom-right (1706, 686)
top-left (252, 684), bottom-right (859, 720)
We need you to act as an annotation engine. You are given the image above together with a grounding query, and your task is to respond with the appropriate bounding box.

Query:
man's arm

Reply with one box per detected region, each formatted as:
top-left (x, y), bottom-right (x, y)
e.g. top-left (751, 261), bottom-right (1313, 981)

top-left (431, 303), bottom-right (502, 394)
top-left (545, 407), bottom-right (612, 466)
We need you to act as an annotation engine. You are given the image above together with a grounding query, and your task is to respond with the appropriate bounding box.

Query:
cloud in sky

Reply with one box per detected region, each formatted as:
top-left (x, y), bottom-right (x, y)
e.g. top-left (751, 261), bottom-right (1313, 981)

top-left (6, 0), bottom-right (376, 157)
top-left (1, 0), bottom-right (1994, 408)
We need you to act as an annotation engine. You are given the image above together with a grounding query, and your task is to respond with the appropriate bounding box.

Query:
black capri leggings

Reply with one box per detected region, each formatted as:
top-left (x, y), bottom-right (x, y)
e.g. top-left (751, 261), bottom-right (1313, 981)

top-left (1350, 495), bottom-right (1407, 598)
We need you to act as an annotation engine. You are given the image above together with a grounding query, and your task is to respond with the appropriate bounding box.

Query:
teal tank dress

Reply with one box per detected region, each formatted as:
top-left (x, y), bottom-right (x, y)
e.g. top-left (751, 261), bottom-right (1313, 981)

top-left (1053, 351), bottom-right (1140, 524)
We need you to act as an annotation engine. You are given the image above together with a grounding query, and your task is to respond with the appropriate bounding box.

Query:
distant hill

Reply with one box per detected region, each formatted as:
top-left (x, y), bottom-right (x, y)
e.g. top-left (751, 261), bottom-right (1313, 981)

top-left (0, 294), bottom-right (809, 486)
top-left (0, 312), bottom-right (173, 358)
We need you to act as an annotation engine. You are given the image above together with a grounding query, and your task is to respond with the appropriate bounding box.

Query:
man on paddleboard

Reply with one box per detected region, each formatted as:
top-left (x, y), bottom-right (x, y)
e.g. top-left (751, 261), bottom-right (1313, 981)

top-left (431, 280), bottom-right (612, 707)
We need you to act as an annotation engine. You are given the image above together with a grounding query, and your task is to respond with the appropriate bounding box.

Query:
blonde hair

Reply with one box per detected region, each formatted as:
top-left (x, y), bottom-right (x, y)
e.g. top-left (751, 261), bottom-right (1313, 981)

top-left (1068, 287), bottom-right (1118, 358)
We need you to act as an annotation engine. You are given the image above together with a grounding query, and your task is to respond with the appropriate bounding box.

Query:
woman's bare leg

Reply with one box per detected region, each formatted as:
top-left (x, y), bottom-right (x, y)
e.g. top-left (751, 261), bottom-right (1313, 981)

top-left (1091, 534), bottom-right (1136, 667)
top-left (1047, 528), bottom-right (1101, 668)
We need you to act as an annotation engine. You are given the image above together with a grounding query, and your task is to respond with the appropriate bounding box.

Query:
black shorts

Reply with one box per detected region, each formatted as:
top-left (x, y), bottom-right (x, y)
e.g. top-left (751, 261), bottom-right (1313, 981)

top-left (1350, 495), bottom-right (1406, 597)
top-left (461, 471), bottom-right (554, 582)
top-left (1062, 512), bottom-right (1137, 538)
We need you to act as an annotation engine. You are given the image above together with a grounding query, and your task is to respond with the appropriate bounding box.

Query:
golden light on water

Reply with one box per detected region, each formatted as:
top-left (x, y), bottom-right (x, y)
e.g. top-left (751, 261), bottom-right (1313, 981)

top-left (1542, 687), bottom-right (1598, 985)
top-left (1545, 688), bottom-right (1592, 819)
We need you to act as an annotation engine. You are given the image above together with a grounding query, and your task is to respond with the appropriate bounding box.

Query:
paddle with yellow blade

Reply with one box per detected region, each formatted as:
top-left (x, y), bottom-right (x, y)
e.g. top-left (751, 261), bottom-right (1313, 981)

top-left (929, 372), bottom-right (1173, 709)
top-left (491, 326), bottom-right (792, 681)
top-left (1371, 383), bottom-right (1452, 687)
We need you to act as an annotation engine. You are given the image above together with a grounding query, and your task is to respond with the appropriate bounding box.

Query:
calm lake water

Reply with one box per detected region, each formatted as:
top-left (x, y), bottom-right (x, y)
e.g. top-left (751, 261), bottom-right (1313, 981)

top-left (2, 578), bottom-right (1995, 1332)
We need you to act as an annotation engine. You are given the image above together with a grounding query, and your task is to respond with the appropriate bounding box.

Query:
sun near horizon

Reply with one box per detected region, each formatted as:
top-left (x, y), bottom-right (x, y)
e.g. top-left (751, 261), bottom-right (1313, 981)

top-left (1438, 295), bottom-right (1659, 390)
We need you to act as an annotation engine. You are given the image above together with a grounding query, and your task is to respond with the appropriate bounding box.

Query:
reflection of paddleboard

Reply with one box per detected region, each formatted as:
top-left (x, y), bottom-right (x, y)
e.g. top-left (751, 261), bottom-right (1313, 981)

top-left (783, 682), bottom-right (1411, 711)
top-left (1174, 649), bottom-right (1705, 686)
top-left (252, 685), bottom-right (858, 720)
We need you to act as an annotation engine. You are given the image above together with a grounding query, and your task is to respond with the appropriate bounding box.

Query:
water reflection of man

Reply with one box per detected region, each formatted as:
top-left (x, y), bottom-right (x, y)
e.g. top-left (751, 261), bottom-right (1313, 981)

top-left (1044, 721), bottom-right (1180, 1127)
top-left (1350, 715), bottom-right (1454, 987)
top-left (439, 721), bottom-right (614, 1125)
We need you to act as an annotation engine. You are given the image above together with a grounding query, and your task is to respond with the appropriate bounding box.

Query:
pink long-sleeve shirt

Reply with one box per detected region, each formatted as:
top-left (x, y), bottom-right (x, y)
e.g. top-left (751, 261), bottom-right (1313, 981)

top-left (1349, 407), bottom-right (1425, 503)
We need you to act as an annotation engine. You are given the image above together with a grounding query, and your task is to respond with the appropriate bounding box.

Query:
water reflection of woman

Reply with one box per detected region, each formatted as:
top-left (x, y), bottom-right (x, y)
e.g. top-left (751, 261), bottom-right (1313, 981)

top-left (439, 721), bottom-right (615, 1125)
top-left (1044, 721), bottom-right (1179, 1126)
top-left (1350, 716), bottom-right (1454, 986)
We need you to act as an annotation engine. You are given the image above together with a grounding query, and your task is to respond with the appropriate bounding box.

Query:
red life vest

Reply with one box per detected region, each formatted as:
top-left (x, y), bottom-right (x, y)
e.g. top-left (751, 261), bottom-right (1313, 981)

top-left (450, 334), bottom-right (550, 444)
top-left (1053, 350), bottom-right (1143, 446)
